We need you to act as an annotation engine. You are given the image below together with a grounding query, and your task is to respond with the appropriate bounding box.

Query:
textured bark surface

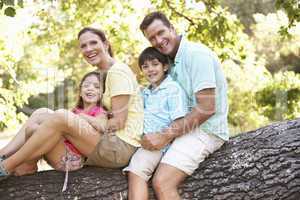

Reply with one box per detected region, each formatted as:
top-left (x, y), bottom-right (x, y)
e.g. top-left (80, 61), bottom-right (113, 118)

top-left (0, 118), bottom-right (300, 200)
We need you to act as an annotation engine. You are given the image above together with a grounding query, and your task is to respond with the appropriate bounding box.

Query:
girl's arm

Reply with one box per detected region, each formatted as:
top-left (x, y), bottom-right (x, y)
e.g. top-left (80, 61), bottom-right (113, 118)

top-left (78, 113), bottom-right (107, 133)
top-left (105, 95), bottom-right (129, 133)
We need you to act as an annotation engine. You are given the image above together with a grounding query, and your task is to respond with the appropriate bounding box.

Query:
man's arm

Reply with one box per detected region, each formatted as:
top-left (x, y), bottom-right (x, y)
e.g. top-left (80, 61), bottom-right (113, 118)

top-left (141, 88), bottom-right (215, 150)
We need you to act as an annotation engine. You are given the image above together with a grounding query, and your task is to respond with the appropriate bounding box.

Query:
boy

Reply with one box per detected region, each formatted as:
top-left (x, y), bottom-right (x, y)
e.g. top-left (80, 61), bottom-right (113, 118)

top-left (123, 47), bottom-right (188, 200)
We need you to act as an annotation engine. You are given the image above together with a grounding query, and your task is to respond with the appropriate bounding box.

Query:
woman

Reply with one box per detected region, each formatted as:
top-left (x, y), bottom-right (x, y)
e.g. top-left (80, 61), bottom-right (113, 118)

top-left (0, 27), bottom-right (143, 176)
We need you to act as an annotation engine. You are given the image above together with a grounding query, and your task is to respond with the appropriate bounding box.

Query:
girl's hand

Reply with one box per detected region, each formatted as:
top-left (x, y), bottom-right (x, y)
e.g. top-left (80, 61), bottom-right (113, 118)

top-left (78, 113), bottom-right (107, 133)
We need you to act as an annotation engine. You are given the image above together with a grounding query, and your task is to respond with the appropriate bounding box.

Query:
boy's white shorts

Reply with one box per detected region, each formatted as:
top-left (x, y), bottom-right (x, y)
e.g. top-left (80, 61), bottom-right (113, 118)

top-left (124, 128), bottom-right (225, 181)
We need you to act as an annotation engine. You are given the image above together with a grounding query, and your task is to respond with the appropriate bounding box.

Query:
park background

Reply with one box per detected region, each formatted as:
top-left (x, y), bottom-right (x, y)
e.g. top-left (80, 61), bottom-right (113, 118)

top-left (0, 0), bottom-right (299, 149)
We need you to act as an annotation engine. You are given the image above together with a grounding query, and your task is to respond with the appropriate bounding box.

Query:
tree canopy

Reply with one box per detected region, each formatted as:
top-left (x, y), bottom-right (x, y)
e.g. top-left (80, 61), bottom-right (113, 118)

top-left (0, 0), bottom-right (299, 134)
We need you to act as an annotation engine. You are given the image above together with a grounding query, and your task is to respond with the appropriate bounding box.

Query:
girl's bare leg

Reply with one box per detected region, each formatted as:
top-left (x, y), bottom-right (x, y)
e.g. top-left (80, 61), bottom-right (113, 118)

top-left (44, 138), bottom-right (83, 171)
top-left (14, 138), bottom-right (80, 176)
top-left (13, 160), bottom-right (38, 176)
top-left (2, 110), bottom-right (100, 173)
top-left (0, 108), bottom-right (54, 157)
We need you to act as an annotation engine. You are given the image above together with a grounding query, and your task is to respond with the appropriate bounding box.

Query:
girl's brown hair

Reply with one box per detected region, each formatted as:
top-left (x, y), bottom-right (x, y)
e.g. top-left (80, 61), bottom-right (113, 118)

top-left (75, 71), bottom-right (106, 109)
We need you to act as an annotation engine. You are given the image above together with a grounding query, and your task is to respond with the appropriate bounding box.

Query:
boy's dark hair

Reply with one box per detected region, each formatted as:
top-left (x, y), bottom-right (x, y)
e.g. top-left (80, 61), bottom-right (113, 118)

top-left (78, 27), bottom-right (114, 57)
top-left (140, 11), bottom-right (172, 32)
top-left (138, 47), bottom-right (169, 69)
top-left (75, 71), bottom-right (106, 109)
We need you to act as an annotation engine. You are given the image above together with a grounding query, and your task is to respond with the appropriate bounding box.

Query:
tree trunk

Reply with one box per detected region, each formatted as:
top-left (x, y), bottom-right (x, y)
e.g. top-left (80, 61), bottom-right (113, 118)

top-left (0, 118), bottom-right (300, 200)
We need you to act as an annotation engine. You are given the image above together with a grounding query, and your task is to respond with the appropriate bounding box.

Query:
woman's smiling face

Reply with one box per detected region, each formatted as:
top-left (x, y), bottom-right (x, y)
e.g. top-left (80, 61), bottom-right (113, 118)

top-left (79, 31), bottom-right (109, 67)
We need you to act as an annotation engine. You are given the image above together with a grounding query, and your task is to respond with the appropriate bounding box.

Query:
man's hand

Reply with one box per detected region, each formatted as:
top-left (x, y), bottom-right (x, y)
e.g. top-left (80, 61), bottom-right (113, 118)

top-left (141, 133), bottom-right (173, 151)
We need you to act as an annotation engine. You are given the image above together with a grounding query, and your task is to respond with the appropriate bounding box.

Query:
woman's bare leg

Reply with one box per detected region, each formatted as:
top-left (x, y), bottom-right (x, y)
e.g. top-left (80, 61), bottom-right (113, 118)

top-left (2, 110), bottom-right (101, 173)
top-left (2, 108), bottom-right (53, 176)
top-left (0, 108), bottom-right (53, 157)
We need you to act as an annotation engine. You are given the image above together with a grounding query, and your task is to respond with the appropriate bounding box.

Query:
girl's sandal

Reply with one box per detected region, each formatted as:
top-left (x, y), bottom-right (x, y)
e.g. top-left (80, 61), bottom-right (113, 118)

top-left (0, 159), bottom-right (10, 181)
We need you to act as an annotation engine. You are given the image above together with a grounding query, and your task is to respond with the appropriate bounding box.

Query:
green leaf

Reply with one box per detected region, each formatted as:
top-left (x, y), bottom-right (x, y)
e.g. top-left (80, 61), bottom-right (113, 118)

top-left (4, 6), bottom-right (16, 17)
top-left (0, 1), bottom-right (3, 9)
top-left (3, 0), bottom-right (14, 6)
top-left (17, 0), bottom-right (23, 7)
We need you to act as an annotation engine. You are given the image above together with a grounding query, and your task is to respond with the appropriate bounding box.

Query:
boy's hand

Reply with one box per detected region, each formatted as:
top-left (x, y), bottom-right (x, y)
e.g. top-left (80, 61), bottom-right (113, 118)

top-left (141, 133), bottom-right (172, 150)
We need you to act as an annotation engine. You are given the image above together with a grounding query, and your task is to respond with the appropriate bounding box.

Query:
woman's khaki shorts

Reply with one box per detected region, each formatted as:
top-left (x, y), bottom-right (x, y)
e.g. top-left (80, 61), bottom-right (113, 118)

top-left (85, 134), bottom-right (136, 168)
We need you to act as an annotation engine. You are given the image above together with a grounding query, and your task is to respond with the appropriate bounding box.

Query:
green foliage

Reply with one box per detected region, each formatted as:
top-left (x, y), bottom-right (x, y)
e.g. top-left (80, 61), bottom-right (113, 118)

top-left (275, 0), bottom-right (300, 38)
top-left (0, 0), bottom-right (24, 17)
top-left (4, 6), bottom-right (15, 16)
top-left (150, 0), bottom-right (246, 61)
top-left (251, 11), bottom-right (300, 73)
top-left (219, 0), bottom-right (276, 34)
top-left (0, 0), bottom-right (299, 135)
top-left (256, 71), bottom-right (300, 121)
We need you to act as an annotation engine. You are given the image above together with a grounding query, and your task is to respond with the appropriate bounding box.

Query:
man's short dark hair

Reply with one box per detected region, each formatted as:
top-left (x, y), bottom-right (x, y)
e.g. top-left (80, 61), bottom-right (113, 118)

top-left (140, 11), bottom-right (172, 32)
top-left (138, 47), bottom-right (169, 69)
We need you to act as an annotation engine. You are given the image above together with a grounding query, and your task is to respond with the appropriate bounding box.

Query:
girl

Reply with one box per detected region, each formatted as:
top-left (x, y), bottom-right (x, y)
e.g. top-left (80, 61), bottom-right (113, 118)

top-left (0, 71), bottom-right (106, 175)
top-left (0, 27), bottom-right (143, 178)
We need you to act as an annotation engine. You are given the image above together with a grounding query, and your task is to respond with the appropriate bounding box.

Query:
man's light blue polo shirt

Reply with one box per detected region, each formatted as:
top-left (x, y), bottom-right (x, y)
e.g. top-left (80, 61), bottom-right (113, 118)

top-left (143, 75), bottom-right (188, 135)
top-left (169, 37), bottom-right (229, 141)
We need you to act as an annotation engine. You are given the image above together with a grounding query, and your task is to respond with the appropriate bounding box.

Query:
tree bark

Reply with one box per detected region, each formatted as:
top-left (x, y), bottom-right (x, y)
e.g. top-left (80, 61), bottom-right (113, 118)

top-left (0, 118), bottom-right (300, 200)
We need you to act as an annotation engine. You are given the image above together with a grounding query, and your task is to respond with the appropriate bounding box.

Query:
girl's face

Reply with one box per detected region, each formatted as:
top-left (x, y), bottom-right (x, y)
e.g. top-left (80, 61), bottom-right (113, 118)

top-left (79, 31), bottom-right (109, 67)
top-left (80, 75), bottom-right (102, 107)
top-left (141, 58), bottom-right (168, 88)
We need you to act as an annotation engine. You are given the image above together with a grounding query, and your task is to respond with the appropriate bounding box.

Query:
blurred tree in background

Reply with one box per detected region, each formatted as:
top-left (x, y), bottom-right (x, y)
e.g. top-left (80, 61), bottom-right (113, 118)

top-left (0, 0), bottom-right (299, 135)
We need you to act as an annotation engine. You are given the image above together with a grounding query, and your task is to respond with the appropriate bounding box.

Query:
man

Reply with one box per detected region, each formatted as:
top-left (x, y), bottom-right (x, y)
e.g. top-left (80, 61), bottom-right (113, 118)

top-left (139, 11), bottom-right (229, 199)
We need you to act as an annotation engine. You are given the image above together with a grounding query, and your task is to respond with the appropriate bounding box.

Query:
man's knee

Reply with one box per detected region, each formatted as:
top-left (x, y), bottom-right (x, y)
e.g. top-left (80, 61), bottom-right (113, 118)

top-left (152, 164), bottom-right (187, 195)
top-left (152, 173), bottom-right (171, 193)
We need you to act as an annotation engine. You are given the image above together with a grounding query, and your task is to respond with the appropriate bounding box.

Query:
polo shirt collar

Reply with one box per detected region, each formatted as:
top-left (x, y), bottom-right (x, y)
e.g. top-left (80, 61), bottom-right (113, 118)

top-left (174, 35), bottom-right (187, 64)
top-left (144, 75), bottom-right (173, 94)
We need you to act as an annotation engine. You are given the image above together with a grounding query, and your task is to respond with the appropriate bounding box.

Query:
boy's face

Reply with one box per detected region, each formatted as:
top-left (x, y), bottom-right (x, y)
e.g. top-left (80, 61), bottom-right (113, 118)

top-left (141, 59), bottom-right (168, 88)
top-left (143, 19), bottom-right (179, 57)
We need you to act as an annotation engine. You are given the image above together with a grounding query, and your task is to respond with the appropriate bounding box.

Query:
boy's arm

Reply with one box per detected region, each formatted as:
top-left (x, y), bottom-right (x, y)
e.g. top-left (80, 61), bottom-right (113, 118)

top-left (78, 113), bottom-right (107, 133)
top-left (141, 88), bottom-right (215, 150)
